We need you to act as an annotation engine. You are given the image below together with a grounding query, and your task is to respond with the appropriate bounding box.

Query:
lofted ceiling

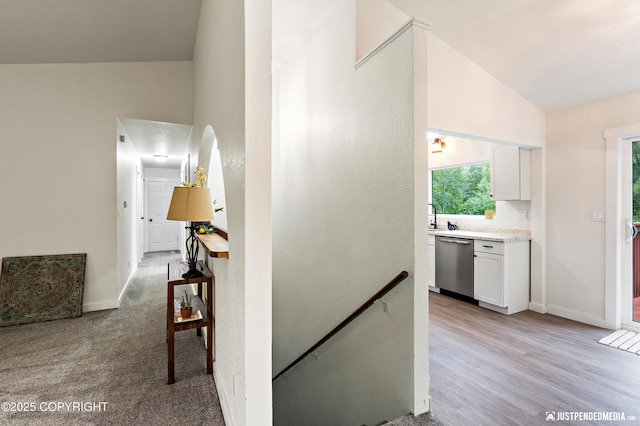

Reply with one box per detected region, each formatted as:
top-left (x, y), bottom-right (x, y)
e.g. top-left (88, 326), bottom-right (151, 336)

top-left (389, 0), bottom-right (640, 112)
top-left (3, 0), bottom-right (640, 163)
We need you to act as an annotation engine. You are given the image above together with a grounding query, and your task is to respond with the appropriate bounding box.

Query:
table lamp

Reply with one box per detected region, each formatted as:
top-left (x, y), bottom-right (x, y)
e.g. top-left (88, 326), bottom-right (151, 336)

top-left (166, 186), bottom-right (215, 278)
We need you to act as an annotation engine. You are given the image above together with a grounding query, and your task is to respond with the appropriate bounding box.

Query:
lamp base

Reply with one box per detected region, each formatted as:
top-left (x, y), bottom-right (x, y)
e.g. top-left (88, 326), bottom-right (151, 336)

top-left (182, 260), bottom-right (203, 279)
top-left (182, 268), bottom-right (203, 279)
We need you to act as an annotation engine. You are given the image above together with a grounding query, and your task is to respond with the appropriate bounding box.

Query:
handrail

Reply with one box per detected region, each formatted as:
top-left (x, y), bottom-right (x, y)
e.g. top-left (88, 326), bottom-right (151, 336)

top-left (272, 270), bottom-right (409, 381)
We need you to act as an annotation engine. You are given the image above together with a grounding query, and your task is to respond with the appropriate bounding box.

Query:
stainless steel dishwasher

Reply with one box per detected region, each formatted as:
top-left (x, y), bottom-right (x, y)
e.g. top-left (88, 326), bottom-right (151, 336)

top-left (435, 236), bottom-right (474, 298)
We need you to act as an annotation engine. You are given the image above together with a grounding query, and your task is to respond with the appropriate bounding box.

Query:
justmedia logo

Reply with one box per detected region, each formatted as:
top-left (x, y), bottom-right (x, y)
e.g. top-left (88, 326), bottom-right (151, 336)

top-left (546, 412), bottom-right (556, 421)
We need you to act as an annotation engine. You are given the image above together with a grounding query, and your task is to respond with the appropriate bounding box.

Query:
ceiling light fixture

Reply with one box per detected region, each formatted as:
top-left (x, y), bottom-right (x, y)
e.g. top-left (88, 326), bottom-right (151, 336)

top-left (154, 154), bottom-right (169, 162)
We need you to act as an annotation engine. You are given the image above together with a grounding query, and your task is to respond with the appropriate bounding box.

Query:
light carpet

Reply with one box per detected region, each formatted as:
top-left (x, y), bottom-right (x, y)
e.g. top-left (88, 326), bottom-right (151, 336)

top-left (0, 251), bottom-right (225, 426)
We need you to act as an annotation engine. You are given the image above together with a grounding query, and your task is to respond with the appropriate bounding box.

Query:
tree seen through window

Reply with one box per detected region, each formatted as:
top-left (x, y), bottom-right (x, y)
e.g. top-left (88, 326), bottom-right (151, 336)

top-left (431, 163), bottom-right (496, 215)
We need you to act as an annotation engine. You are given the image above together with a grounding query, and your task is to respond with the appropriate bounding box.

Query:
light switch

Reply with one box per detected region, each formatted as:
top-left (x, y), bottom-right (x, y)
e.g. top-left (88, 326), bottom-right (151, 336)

top-left (590, 209), bottom-right (605, 222)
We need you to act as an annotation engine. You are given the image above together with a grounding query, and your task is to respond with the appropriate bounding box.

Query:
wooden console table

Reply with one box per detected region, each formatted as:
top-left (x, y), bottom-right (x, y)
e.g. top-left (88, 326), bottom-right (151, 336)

top-left (166, 260), bottom-right (213, 384)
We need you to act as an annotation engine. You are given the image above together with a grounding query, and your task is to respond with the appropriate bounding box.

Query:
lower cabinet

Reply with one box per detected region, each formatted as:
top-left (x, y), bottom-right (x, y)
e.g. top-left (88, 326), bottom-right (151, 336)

top-left (474, 250), bottom-right (504, 306)
top-left (474, 239), bottom-right (530, 315)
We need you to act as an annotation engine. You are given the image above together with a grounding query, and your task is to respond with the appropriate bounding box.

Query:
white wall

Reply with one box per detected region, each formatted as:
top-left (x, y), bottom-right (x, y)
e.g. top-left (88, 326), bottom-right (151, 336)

top-left (0, 61), bottom-right (192, 312)
top-left (546, 89), bottom-right (640, 326)
top-left (355, 0), bottom-right (409, 62)
top-left (144, 167), bottom-right (181, 180)
top-left (427, 34), bottom-right (545, 149)
top-left (116, 119), bottom-right (143, 302)
top-left (191, 0), bottom-right (272, 424)
top-left (273, 2), bottom-right (427, 423)
top-left (427, 136), bottom-right (492, 169)
top-left (197, 126), bottom-right (229, 232)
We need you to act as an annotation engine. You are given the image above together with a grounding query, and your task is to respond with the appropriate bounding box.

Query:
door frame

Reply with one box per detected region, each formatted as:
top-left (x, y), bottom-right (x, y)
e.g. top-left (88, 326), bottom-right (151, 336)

top-left (605, 123), bottom-right (640, 332)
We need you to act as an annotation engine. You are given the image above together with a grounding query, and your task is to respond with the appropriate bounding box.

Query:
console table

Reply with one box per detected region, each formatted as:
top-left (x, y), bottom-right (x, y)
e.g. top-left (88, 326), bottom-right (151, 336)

top-left (166, 260), bottom-right (213, 384)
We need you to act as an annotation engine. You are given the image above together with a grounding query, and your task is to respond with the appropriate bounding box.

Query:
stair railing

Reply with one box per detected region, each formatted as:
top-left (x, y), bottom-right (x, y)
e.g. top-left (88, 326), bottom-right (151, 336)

top-left (272, 270), bottom-right (409, 381)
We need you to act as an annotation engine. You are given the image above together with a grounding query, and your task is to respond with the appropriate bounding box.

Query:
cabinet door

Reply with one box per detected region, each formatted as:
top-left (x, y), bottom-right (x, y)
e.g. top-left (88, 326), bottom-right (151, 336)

top-left (427, 243), bottom-right (436, 288)
top-left (490, 145), bottom-right (521, 201)
top-left (474, 252), bottom-right (504, 307)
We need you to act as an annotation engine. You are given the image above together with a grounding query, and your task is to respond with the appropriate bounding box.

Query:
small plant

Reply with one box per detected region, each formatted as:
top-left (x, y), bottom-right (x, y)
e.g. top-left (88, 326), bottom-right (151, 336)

top-left (180, 291), bottom-right (192, 310)
top-left (183, 167), bottom-right (208, 188)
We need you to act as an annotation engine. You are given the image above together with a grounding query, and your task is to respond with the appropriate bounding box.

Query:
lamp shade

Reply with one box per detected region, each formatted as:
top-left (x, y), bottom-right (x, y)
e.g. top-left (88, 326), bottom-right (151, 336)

top-left (166, 186), bottom-right (216, 222)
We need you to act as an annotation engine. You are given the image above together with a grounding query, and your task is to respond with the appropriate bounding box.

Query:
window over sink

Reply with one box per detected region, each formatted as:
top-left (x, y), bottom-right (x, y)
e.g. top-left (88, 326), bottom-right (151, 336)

top-left (431, 163), bottom-right (495, 215)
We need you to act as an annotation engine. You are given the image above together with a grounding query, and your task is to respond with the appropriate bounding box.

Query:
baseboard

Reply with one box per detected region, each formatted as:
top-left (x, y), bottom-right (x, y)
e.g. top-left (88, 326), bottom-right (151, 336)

top-left (621, 322), bottom-right (640, 333)
top-left (117, 264), bottom-right (138, 305)
top-left (213, 363), bottom-right (233, 426)
top-left (546, 304), bottom-right (611, 329)
top-left (528, 301), bottom-right (547, 314)
top-left (82, 299), bottom-right (119, 313)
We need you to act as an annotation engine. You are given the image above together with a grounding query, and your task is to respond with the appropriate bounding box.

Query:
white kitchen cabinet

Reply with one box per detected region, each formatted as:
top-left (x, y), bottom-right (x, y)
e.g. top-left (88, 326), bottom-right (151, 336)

top-left (490, 145), bottom-right (531, 201)
top-left (473, 239), bottom-right (529, 314)
top-left (427, 234), bottom-right (436, 288)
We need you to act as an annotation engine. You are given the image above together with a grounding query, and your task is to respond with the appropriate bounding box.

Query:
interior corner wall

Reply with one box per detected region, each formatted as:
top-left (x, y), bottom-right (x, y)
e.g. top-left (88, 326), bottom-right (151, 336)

top-left (272, 2), bottom-right (417, 424)
top-left (546, 89), bottom-right (640, 326)
top-left (0, 61), bottom-right (192, 312)
top-left (192, 0), bottom-right (273, 424)
top-left (116, 119), bottom-right (142, 302)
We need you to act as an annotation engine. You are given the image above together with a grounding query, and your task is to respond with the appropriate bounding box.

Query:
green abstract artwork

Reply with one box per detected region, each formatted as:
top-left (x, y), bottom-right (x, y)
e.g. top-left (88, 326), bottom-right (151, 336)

top-left (0, 254), bottom-right (86, 326)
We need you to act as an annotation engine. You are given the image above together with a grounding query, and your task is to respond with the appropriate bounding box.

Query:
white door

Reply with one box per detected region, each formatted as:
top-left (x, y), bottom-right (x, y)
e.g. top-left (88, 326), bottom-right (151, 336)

top-left (147, 180), bottom-right (179, 252)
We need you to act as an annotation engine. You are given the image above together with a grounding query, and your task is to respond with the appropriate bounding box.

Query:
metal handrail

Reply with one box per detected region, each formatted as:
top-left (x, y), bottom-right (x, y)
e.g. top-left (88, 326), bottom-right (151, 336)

top-left (272, 270), bottom-right (409, 381)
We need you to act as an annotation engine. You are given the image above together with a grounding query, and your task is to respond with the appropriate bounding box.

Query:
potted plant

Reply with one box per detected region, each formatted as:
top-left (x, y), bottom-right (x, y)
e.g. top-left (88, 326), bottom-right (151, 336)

top-left (180, 291), bottom-right (193, 319)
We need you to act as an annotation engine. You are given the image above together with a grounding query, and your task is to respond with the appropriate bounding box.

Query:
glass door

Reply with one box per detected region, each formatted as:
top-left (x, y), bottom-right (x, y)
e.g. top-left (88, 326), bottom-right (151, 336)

top-left (631, 141), bottom-right (640, 323)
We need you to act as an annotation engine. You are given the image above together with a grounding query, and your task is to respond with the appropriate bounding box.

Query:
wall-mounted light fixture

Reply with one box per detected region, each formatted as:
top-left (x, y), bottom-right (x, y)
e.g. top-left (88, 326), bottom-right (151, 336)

top-left (431, 138), bottom-right (446, 153)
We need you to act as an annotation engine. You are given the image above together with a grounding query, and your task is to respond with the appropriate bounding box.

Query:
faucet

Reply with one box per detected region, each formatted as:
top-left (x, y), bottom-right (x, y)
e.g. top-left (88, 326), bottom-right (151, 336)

top-left (428, 203), bottom-right (438, 229)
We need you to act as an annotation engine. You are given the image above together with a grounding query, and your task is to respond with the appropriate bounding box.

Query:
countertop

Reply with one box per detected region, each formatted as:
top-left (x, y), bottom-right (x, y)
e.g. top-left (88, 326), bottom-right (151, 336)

top-left (428, 229), bottom-right (531, 242)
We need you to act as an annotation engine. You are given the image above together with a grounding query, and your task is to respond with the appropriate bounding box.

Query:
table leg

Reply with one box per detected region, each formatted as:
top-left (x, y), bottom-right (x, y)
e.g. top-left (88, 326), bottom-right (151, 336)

top-left (206, 278), bottom-right (213, 374)
top-left (168, 283), bottom-right (175, 384)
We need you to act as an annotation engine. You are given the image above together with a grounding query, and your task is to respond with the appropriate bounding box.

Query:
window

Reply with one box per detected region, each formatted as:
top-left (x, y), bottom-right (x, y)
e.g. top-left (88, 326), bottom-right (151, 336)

top-left (431, 163), bottom-right (495, 215)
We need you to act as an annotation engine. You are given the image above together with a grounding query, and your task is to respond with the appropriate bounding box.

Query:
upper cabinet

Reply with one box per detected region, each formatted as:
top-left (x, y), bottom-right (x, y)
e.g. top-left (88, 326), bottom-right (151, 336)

top-left (490, 145), bottom-right (531, 201)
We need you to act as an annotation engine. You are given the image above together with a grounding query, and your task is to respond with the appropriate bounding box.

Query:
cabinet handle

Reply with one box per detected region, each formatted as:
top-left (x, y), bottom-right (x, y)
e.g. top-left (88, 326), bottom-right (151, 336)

top-left (482, 244), bottom-right (493, 248)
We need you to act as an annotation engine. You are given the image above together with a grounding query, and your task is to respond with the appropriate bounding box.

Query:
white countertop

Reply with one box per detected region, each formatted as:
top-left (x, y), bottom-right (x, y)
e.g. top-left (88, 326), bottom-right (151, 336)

top-left (428, 229), bottom-right (530, 242)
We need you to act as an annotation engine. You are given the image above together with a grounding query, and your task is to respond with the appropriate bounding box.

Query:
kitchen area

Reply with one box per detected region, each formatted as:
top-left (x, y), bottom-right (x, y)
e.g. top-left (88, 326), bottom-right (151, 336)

top-left (427, 134), bottom-right (534, 315)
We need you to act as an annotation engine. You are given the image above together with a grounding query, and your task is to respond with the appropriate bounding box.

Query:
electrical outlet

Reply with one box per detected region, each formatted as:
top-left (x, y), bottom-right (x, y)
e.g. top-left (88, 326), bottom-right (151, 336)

top-left (518, 209), bottom-right (528, 219)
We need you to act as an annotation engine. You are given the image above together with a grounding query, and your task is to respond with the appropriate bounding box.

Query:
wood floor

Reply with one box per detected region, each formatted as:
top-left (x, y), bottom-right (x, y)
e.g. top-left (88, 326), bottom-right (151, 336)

top-left (429, 292), bottom-right (640, 426)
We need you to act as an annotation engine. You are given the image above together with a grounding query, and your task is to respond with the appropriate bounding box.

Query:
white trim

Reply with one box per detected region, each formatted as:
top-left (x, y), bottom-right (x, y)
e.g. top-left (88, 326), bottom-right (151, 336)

top-left (546, 304), bottom-right (611, 329)
top-left (82, 299), bottom-right (120, 312)
top-left (621, 322), bottom-right (640, 334)
top-left (355, 18), bottom-right (431, 70)
top-left (528, 301), bottom-right (547, 314)
top-left (213, 363), bottom-right (233, 426)
top-left (604, 123), bottom-right (640, 330)
top-left (117, 263), bottom-right (138, 304)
